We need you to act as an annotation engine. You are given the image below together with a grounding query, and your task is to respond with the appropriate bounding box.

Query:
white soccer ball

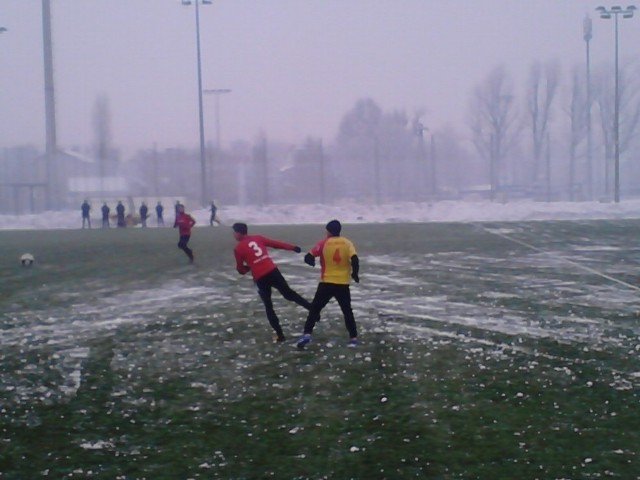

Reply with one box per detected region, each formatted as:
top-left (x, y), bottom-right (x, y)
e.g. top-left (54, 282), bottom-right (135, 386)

top-left (20, 253), bottom-right (35, 267)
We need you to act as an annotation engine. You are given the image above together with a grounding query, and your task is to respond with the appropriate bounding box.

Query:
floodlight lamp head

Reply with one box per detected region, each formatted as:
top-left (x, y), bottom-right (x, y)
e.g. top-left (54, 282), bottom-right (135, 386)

top-left (611, 5), bottom-right (623, 11)
top-left (202, 0), bottom-right (213, 4)
top-left (181, 0), bottom-right (192, 5)
top-left (596, 6), bottom-right (607, 12)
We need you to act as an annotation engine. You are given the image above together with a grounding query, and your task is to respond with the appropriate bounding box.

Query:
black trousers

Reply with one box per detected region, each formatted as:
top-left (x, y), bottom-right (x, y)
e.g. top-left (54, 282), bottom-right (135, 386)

top-left (255, 268), bottom-right (312, 337)
top-left (178, 235), bottom-right (193, 260)
top-left (304, 283), bottom-right (357, 338)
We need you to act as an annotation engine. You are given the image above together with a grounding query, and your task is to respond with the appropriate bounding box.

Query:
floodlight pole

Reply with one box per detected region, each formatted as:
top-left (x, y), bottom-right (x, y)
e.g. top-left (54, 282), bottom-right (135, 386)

top-left (584, 14), bottom-right (593, 201)
top-left (183, 0), bottom-right (212, 206)
top-left (415, 121), bottom-right (429, 200)
top-left (597, 5), bottom-right (636, 203)
top-left (42, 0), bottom-right (58, 209)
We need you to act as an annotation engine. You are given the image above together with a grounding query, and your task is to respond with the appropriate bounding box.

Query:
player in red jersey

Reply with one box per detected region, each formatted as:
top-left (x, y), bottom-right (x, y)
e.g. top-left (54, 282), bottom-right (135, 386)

top-left (174, 204), bottom-right (196, 263)
top-left (297, 219), bottom-right (360, 349)
top-left (232, 222), bottom-right (312, 342)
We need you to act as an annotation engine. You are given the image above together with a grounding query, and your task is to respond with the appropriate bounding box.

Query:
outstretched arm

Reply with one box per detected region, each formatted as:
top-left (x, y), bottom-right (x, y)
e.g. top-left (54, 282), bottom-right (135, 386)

top-left (261, 236), bottom-right (300, 252)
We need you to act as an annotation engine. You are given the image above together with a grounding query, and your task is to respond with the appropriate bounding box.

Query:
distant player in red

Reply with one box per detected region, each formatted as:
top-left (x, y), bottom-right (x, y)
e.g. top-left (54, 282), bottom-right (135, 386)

top-left (297, 219), bottom-right (360, 349)
top-left (174, 204), bottom-right (196, 263)
top-left (233, 222), bottom-right (312, 342)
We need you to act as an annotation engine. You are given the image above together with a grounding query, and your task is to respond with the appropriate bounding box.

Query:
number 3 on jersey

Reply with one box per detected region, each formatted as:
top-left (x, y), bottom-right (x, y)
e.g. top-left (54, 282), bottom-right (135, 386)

top-left (248, 241), bottom-right (264, 258)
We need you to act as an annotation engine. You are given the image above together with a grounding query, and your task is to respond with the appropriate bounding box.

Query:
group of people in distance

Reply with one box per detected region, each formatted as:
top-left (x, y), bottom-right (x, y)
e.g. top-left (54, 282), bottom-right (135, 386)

top-left (232, 219), bottom-right (360, 349)
top-left (80, 200), bottom-right (221, 229)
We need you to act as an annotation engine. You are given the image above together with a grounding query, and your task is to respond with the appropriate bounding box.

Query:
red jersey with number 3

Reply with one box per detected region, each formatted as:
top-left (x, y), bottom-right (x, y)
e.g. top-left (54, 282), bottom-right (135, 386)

top-left (234, 235), bottom-right (297, 280)
top-left (310, 236), bottom-right (357, 285)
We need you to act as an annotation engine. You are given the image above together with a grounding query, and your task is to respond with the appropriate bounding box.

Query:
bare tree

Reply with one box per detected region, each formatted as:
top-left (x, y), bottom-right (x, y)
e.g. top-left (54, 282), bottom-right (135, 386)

top-left (468, 66), bottom-right (519, 199)
top-left (565, 66), bottom-right (588, 200)
top-left (526, 61), bottom-right (560, 186)
top-left (594, 63), bottom-right (640, 197)
top-left (335, 98), bottom-right (382, 201)
top-left (335, 98), bottom-right (417, 202)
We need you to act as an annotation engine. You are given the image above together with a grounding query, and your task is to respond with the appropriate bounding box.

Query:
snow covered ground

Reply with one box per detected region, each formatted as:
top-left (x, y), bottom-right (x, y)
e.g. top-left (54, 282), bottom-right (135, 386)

top-left (3, 215), bottom-right (640, 477)
top-left (2, 199), bottom-right (640, 230)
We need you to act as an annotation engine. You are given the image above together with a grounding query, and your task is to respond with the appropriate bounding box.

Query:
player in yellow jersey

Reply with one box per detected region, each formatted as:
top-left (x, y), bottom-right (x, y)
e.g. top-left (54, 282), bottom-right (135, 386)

top-left (297, 219), bottom-right (360, 349)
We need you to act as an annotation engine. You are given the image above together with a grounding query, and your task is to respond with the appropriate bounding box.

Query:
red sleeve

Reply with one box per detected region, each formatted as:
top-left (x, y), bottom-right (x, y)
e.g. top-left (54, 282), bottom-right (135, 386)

top-left (189, 215), bottom-right (196, 227)
top-left (259, 235), bottom-right (296, 251)
top-left (310, 238), bottom-right (326, 257)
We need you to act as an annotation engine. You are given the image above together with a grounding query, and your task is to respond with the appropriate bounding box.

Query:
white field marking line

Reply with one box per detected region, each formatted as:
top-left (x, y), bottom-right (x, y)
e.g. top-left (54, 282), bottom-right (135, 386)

top-left (379, 308), bottom-right (555, 341)
top-left (478, 224), bottom-right (640, 293)
top-left (381, 315), bottom-right (629, 371)
top-left (383, 317), bottom-right (587, 364)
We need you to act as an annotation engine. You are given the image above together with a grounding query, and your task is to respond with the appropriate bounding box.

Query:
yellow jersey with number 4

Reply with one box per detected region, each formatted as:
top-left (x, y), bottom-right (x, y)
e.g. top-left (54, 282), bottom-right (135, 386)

top-left (310, 236), bottom-right (357, 285)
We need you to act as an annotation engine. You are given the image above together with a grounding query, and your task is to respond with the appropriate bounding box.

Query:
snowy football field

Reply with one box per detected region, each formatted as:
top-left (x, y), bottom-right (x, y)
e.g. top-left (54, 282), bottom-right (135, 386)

top-left (1, 221), bottom-right (639, 479)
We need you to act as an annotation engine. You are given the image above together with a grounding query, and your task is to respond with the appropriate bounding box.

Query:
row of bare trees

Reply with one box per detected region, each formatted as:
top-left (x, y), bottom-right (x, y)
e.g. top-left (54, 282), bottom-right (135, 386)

top-left (42, 60), bottom-right (640, 207)
top-left (469, 60), bottom-right (640, 201)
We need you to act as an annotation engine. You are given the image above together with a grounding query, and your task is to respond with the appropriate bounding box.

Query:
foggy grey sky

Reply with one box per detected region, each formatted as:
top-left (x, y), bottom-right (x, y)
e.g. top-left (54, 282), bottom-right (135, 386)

top-left (2, 0), bottom-right (640, 154)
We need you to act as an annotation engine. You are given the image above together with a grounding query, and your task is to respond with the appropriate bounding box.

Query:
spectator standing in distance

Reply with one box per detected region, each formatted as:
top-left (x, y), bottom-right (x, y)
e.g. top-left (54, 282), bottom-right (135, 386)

top-left (101, 202), bottom-right (110, 228)
top-left (139, 202), bottom-right (149, 228)
top-left (156, 201), bottom-right (164, 226)
top-left (81, 200), bottom-right (91, 229)
top-left (116, 201), bottom-right (126, 228)
top-left (173, 200), bottom-right (182, 228)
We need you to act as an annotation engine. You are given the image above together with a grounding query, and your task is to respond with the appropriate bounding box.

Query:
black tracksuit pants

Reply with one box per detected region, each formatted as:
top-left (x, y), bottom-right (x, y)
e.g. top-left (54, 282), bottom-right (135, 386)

top-left (255, 268), bottom-right (312, 337)
top-left (304, 282), bottom-right (357, 338)
top-left (178, 235), bottom-right (193, 260)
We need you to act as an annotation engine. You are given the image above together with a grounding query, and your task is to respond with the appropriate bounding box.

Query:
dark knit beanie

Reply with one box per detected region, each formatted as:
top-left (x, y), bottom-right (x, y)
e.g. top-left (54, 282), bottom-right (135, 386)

top-left (326, 219), bottom-right (341, 236)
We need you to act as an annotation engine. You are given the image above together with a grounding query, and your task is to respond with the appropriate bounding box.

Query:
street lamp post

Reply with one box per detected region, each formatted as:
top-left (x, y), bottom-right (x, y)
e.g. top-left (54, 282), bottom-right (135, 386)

top-left (204, 88), bottom-right (231, 150)
top-left (415, 121), bottom-right (429, 201)
top-left (319, 139), bottom-right (326, 205)
top-left (42, 0), bottom-right (58, 209)
top-left (182, 0), bottom-right (212, 207)
top-left (596, 5), bottom-right (636, 203)
top-left (489, 134), bottom-right (496, 201)
top-left (430, 134), bottom-right (437, 199)
top-left (583, 14), bottom-right (593, 201)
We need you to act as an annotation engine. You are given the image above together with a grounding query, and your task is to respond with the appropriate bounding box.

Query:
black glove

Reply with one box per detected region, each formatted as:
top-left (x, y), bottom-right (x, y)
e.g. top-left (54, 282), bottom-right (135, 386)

top-left (293, 246), bottom-right (302, 253)
top-left (351, 255), bottom-right (360, 283)
top-left (304, 253), bottom-right (315, 267)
